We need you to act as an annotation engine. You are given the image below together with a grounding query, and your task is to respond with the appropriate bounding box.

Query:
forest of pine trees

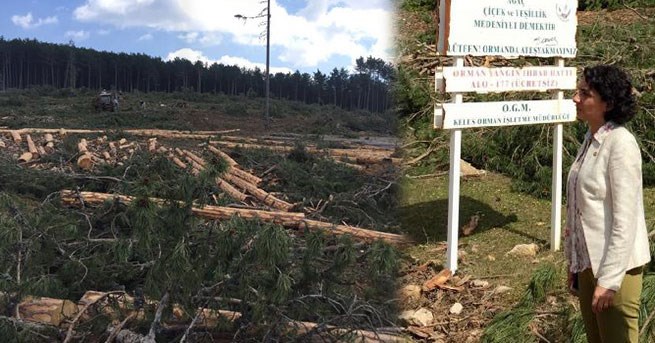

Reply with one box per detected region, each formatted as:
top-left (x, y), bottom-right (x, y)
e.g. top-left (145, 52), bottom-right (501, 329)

top-left (0, 37), bottom-right (394, 113)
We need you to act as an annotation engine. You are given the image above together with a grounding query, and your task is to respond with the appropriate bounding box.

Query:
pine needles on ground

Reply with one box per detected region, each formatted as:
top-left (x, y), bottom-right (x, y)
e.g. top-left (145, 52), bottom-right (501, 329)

top-left (481, 307), bottom-right (537, 343)
top-left (639, 273), bottom-right (655, 341)
top-left (520, 263), bottom-right (558, 306)
top-left (481, 264), bottom-right (558, 343)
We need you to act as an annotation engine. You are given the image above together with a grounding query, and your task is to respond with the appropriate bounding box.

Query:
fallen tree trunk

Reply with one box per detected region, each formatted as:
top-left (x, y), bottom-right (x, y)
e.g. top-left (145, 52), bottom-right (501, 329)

top-left (60, 191), bottom-right (410, 245)
top-left (16, 292), bottom-right (405, 343)
top-left (295, 220), bottom-right (410, 246)
top-left (223, 173), bottom-right (294, 211)
top-left (0, 128), bottom-right (240, 139)
top-left (209, 141), bottom-right (399, 165)
top-left (61, 190), bottom-right (306, 225)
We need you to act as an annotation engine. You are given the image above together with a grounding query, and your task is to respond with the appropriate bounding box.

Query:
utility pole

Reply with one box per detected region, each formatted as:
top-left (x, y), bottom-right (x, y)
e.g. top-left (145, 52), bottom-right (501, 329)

top-left (235, 0), bottom-right (271, 130)
top-left (264, 0), bottom-right (270, 129)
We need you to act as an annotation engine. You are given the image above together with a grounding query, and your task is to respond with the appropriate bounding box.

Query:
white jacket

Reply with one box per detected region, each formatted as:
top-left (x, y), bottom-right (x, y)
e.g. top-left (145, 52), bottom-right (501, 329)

top-left (572, 125), bottom-right (651, 291)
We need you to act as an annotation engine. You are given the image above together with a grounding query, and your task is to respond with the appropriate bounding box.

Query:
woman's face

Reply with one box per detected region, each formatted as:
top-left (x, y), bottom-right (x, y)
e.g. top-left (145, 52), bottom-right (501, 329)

top-left (573, 79), bottom-right (608, 124)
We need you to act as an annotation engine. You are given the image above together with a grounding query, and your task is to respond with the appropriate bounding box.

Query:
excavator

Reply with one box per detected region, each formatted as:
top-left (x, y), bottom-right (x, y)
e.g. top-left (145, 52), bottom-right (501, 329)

top-left (93, 90), bottom-right (119, 111)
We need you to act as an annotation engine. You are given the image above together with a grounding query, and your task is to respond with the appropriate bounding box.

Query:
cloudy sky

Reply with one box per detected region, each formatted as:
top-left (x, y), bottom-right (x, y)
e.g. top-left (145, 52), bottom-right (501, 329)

top-left (2, 0), bottom-right (393, 74)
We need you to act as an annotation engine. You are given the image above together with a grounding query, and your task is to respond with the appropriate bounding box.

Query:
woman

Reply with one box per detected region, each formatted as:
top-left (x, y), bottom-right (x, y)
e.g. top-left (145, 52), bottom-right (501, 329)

top-left (565, 64), bottom-right (651, 343)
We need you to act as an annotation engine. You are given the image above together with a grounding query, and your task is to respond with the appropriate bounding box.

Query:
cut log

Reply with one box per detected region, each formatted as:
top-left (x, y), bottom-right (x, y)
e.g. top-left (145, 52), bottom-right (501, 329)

top-left (10, 130), bottom-right (22, 143)
top-left (44, 133), bottom-right (54, 143)
top-left (182, 150), bottom-right (206, 167)
top-left (148, 138), bottom-right (157, 152)
top-left (228, 167), bottom-right (262, 185)
top-left (37, 146), bottom-right (46, 156)
top-left (206, 146), bottom-right (263, 184)
top-left (183, 156), bottom-right (204, 172)
top-left (18, 152), bottom-right (33, 162)
top-left (295, 219), bottom-right (410, 246)
top-left (157, 146), bottom-right (168, 154)
top-left (44, 133), bottom-right (54, 152)
top-left (223, 173), bottom-right (293, 211)
top-left (0, 140), bottom-right (5, 148)
top-left (0, 128), bottom-right (242, 140)
top-left (215, 177), bottom-right (249, 202)
top-left (102, 151), bottom-right (112, 160)
top-left (209, 141), bottom-right (399, 165)
top-left (25, 134), bottom-right (38, 154)
top-left (17, 296), bottom-right (79, 326)
top-left (207, 145), bottom-right (238, 166)
top-left (109, 142), bottom-right (117, 153)
top-left (118, 138), bottom-right (127, 145)
top-left (333, 160), bottom-right (366, 171)
top-left (61, 190), bottom-right (306, 225)
top-left (60, 190), bottom-right (410, 245)
top-left (169, 156), bottom-right (187, 169)
top-left (15, 291), bottom-right (405, 342)
top-left (77, 153), bottom-right (93, 170)
top-left (78, 139), bottom-right (88, 153)
top-left (210, 141), bottom-right (294, 153)
top-left (175, 154), bottom-right (250, 203)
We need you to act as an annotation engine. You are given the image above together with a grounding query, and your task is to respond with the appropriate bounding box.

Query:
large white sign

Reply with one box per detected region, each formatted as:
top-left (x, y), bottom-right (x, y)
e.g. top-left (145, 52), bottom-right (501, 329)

top-left (437, 66), bottom-right (577, 93)
top-left (441, 99), bottom-right (576, 129)
top-left (438, 0), bottom-right (578, 58)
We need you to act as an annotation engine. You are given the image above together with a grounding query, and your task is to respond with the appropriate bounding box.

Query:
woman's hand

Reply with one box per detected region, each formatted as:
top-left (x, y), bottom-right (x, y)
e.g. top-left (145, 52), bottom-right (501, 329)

top-left (592, 286), bottom-right (616, 313)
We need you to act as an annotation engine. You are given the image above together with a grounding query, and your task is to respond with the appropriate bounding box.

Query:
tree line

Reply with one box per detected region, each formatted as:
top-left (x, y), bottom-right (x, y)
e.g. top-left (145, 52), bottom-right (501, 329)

top-left (0, 37), bottom-right (394, 113)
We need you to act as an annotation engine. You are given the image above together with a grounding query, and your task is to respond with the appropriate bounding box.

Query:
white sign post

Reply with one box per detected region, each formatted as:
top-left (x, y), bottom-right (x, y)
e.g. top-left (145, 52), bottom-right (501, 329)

top-left (436, 0), bottom-right (578, 272)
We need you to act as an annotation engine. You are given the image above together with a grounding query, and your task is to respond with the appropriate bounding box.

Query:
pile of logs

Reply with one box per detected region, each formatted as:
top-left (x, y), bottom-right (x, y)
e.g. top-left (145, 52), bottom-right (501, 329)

top-left (167, 146), bottom-right (293, 211)
top-left (2, 128), bottom-right (399, 171)
top-left (5, 127), bottom-right (409, 244)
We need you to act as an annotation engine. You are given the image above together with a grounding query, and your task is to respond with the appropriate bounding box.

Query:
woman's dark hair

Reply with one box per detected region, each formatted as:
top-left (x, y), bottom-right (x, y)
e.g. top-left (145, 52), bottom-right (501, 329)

top-left (583, 65), bottom-right (637, 124)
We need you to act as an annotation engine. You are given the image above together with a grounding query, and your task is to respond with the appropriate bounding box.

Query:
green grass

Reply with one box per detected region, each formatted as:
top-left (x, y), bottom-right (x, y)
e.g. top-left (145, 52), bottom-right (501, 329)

top-left (0, 88), bottom-right (396, 135)
top-left (400, 171), bottom-right (655, 304)
top-left (399, 171), bottom-right (655, 341)
top-left (400, 173), bottom-right (560, 300)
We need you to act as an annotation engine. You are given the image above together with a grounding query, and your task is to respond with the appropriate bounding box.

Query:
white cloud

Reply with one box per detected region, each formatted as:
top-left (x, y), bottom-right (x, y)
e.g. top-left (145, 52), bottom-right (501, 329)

top-left (198, 32), bottom-right (223, 46)
top-left (216, 55), bottom-right (292, 74)
top-left (97, 29), bottom-right (111, 35)
top-left (65, 30), bottom-right (90, 41)
top-left (165, 48), bottom-right (291, 74)
top-left (72, 0), bottom-right (391, 69)
top-left (178, 32), bottom-right (199, 43)
top-left (11, 12), bottom-right (58, 29)
top-left (138, 33), bottom-right (153, 41)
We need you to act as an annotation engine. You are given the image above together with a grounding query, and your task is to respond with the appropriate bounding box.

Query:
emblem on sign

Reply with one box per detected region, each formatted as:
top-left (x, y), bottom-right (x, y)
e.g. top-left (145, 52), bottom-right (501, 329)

top-left (556, 2), bottom-right (572, 22)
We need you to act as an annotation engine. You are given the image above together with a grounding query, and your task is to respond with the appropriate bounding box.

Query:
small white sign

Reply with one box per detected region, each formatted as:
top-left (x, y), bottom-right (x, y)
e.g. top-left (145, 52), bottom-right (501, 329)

top-left (438, 0), bottom-right (577, 58)
top-left (441, 99), bottom-right (576, 129)
top-left (437, 66), bottom-right (576, 93)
